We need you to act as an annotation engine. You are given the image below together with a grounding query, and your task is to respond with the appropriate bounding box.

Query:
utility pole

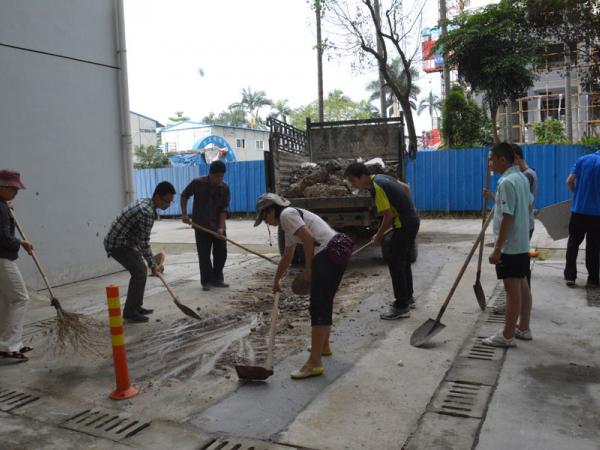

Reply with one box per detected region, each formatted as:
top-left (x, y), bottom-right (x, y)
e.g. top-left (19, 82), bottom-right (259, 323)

top-left (316, 1), bottom-right (324, 122)
top-left (439, 0), bottom-right (451, 97)
top-left (374, 0), bottom-right (387, 118)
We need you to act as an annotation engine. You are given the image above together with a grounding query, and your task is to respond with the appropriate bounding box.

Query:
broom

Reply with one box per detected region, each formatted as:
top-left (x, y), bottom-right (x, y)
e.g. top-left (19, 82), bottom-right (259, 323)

top-left (9, 209), bottom-right (104, 355)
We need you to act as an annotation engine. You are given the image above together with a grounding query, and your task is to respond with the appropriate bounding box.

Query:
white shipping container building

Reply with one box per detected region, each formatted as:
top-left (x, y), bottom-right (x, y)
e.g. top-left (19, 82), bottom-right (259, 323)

top-left (0, 0), bottom-right (134, 287)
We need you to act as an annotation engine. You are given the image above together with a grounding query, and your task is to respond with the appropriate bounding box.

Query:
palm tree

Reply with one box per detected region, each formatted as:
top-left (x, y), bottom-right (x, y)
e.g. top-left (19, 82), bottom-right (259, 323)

top-left (271, 99), bottom-right (292, 123)
top-left (230, 87), bottom-right (272, 127)
top-left (417, 91), bottom-right (443, 130)
top-left (366, 59), bottom-right (421, 115)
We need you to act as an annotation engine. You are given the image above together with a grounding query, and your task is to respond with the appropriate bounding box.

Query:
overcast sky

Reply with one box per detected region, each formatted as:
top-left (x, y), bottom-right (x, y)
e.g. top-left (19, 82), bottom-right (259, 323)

top-left (124, 0), bottom-right (442, 132)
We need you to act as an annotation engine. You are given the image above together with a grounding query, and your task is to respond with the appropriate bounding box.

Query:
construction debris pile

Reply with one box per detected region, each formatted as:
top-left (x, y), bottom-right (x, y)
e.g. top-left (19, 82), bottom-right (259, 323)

top-left (284, 158), bottom-right (400, 198)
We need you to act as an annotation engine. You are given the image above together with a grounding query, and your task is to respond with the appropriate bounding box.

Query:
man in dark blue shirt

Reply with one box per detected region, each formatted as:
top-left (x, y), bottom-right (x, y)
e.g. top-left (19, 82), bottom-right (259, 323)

top-left (564, 150), bottom-right (600, 287)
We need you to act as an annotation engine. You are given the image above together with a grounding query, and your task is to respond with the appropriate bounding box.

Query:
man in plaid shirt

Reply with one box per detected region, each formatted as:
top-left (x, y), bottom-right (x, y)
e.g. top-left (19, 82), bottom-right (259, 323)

top-left (104, 181), bottom-right (175, 322)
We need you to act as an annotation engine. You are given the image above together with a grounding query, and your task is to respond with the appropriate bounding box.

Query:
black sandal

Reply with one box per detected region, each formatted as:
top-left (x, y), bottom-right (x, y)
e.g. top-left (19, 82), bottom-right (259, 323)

top-left (19, 346), bottom-right (33, 354)
top-left (0, 351), bottom-right (29, 362)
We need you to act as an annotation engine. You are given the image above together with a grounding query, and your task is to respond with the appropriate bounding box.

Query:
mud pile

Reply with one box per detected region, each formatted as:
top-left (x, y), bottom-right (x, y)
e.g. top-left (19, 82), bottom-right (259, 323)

top-left (284, 158), bottom-right (400, 198)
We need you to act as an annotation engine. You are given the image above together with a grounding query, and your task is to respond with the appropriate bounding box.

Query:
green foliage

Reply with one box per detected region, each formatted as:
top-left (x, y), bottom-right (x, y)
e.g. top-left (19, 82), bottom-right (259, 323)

top-left (437, 1), bottom-right (540, 141)
top-left (203, 108), bottom-right (247, 127)
top-left (230, 87), bottom-right (272, 127)
top-left (532, 119), bottom-right (567, 144)
top-left (168, 111), bottom-right (189, 123)
top-left (441, 86), bottom-right (491, 148)
top-left (289, 90), bottom-right (378, 129)
top-left (134, 145), bottom-right (170, 169)
top-left (577, 134), bottom-right (600, 149)
top-left (270, 99), bottom-right (293, 123)
top-left (366, 60), bottom-right (421, 115)
top-left (417, 91), bottom-right (442, 130)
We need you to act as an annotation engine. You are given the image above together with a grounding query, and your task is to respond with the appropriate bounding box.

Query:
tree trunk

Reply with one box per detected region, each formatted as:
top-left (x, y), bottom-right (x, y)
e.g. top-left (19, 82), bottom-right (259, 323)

top-left (316, 2), bottom-right (324, 122)
top-left (373, 0), bottom-right (387, 118)
top-left (398, 96), bottom-right (418, 158)
top-left (490, 105), bottom-right (500, 144)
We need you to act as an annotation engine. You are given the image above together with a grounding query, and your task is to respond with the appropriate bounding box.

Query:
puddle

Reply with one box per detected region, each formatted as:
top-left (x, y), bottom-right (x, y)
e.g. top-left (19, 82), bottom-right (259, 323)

top-left (526, 364), bottom-right (600, 385)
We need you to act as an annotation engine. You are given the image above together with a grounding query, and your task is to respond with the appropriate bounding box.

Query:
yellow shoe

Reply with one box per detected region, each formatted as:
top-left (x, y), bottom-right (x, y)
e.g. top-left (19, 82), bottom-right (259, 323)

top-left (290, 367), bottom-right (324, 380)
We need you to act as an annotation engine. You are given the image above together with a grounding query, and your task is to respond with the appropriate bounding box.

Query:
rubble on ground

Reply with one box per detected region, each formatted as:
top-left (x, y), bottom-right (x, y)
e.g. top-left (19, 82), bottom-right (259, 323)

top-left (284, 158), bottom-right (401, 198)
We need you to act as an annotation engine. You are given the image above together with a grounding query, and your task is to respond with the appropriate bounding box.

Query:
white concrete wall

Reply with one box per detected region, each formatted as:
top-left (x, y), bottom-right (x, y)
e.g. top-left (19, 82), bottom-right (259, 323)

top-left (131, 113), bottom-right (159, 149)
top-left (0, 0), bottom-right (126, 287)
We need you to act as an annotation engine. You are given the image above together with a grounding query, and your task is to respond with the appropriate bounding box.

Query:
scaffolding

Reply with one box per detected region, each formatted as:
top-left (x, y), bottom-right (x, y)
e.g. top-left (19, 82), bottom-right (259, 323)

top-left (497, 45), bottom-right (600, 143)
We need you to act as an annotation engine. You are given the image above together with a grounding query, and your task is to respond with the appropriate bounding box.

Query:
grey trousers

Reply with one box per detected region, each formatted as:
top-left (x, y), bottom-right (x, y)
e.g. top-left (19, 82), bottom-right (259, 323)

top-left (109, 247), bottom-right (147, 316)
top-left (0, 259), bottom-right (29, 352)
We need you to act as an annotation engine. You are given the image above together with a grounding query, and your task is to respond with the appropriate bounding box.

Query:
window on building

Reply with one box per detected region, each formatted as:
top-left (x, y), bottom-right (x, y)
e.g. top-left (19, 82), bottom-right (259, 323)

top-left (236, 139), bottom-right (245, 149)
top-left (256, 140), bottom-right (264, 150)
top-left (540, 95), bottom-right (565, 121)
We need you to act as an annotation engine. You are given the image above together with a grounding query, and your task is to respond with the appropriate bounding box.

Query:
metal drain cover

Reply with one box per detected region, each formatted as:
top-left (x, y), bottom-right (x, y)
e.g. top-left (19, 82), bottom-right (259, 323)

top-left (430, 381), bottom-right (492, 419)
top-left (61, 407), bottom-right (151, 441)
top-left (0, 387), bottom-right (40, 412)
top-left (201, 438), bottom-right (297, 450)
top-left (459, 337), bottom-right (504, 361)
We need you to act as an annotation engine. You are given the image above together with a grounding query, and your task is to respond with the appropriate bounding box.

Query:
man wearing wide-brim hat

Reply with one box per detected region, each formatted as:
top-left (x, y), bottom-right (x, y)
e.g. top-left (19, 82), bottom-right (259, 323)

top-left (0, 169), bottom-right (34, 362)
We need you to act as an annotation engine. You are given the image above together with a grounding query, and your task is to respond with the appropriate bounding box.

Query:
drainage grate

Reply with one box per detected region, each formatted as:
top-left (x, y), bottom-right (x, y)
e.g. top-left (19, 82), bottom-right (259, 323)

top-left (0, 387), bottom-right (40, 412)
top-left (430, 381), bottom-right (492, 419)
top-left (61, 407), bottom-right (151, 441)
top-left (485, 311), bottom-right (505, 324)
top-left (461, 339), bottom-right (503, 361)
top-left (201, 438), bottom-right (297, 450)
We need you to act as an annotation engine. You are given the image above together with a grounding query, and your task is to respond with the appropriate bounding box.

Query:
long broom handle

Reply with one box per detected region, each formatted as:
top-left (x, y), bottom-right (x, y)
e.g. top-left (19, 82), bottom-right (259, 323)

top-left (435, 212), bottom-right (493, 322)
top-left (8, 209), bottom-right (57, 300)
top-left (476, 163), bottom-right (492, 277)
top-left (190, 221), bottom-right (277, 265)
top-left (155, 272), bottom-right (179, 302)
top-left (352, 228), bottom-right (393, 257)
top-left (265, 291), bottom-right (280, 370)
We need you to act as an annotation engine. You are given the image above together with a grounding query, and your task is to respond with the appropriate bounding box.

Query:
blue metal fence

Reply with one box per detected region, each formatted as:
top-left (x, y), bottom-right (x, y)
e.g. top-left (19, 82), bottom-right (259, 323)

top-left (135, 145), bottom-right (591, 215)
top-left (406, 144), bottom-right (590, 212)
top-left (135, 160), bottom-right (266, 215)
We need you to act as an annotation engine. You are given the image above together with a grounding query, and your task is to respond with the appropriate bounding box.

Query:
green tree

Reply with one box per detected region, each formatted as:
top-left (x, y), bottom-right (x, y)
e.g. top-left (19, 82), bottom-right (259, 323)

top-left (168, 111), bottom-right (190, 123)
top-left (203, 108), bottom-right (247, 127)
top-left (366, 61), bottom-right (421, 115)
top-left (417, 91), bottom-right (442, 131)
top-left (270, 99), bottom-right (293, 123)
top-left (134, 145), bottom-right (170, 169)
top-left (230, 87), bottom-right (273, 127)
top-left (441, 86), bottom-right (490, 148)
top-left (437, 1), bottom-right (539, 143)
top-left (532, 119), bottom-right (566, 144)
top-left (289, 90), bottom-right (378, 129)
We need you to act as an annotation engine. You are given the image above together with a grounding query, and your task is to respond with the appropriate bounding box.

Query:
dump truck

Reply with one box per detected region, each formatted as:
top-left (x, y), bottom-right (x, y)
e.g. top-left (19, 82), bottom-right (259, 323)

top-left (264, 116), bottom-right (407, 259)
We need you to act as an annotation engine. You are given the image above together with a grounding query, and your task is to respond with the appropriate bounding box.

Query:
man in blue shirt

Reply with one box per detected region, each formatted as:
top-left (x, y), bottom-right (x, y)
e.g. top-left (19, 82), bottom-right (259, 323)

top-left (483, 143), bottom-right (533, 348)
top-left (564, 150), bottom-right (600, 287)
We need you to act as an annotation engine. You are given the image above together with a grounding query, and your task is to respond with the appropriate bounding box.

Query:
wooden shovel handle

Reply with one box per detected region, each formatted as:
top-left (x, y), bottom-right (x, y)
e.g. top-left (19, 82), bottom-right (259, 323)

top-left (265, 291), bottom-right (280, 370)
top-left (190, 222), bottom-right (277, 265)
top-left (476, 160), bottom-right (492, 275)
top-left (352, 228), bottom-right (393, 257)
top-left (436, 212), bottom-right (493, 322)
top-left (8, 209), bottom-right (56, 299)
top-left (156, 272), bottom-right (179, 302)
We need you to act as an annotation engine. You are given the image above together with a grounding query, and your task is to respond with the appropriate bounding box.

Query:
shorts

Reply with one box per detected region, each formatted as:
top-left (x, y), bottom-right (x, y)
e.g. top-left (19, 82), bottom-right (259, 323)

top-left (309, 251), bottom-right (346, 326)
top-left (495, 253), bottom-right (530, 279)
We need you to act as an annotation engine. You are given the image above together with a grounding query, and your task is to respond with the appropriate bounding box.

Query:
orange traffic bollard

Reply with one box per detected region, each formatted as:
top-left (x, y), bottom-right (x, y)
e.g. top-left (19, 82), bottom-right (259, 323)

top-left (106, 285), bottom-right (139, 400)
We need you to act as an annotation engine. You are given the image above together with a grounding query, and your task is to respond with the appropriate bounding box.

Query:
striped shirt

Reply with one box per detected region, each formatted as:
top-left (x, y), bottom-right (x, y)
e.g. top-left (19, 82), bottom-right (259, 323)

top-left (104, 198), bottom-right (156, 267)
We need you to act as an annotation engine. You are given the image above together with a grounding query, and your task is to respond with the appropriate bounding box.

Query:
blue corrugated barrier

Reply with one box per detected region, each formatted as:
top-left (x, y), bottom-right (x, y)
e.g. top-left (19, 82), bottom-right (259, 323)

top-left (406, 144), bottom-right (591, 212)
top-left (135, 145), bottom-right (591, 215)
top-left (135, 160), bottom-right (266, 215)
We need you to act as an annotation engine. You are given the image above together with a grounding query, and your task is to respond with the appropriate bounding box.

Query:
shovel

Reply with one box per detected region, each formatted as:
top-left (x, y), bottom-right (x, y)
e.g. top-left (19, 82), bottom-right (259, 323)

top-left (235, 291), bottom-right (280, 380)
top-left (190, 222), bottom-right (277, 265)
top-left (473, 160), bottom-right (491, 311)
top-left (410, 213), bottom-right (493, 348)
top-left (156, 273), bottom-right (202, 320)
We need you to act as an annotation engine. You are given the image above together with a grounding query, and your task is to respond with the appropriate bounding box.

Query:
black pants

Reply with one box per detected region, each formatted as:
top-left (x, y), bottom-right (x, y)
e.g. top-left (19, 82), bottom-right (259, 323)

top-left (389, 222), bottom-right (419, 309)
top-left (564, 213), bottom-right (600, 284)
top-left (195, 229), bottom-right (227, 286)
top-left (309, 251), bottom-right (346, 326)
top-left (109, 247), bottom-right (147, 316)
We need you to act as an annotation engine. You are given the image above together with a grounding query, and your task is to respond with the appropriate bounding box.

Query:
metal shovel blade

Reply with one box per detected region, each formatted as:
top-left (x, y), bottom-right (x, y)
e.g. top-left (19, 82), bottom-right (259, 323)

top-left (174, 299), bottom-right (202, 320)
top-left (410, 318), bottom-right (447, 348)
top-left (235, 364), bottom-right (274, 381)
top-left (473, 281), bottom-right (487, 311)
